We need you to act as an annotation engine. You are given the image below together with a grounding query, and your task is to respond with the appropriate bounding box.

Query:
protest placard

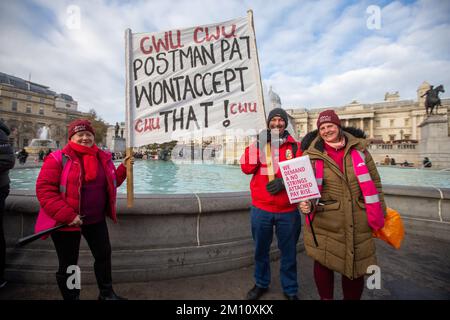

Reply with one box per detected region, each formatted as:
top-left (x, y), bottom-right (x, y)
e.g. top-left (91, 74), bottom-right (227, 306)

top-left (124, 11), bottom-right (268, 206)
top-left (125, 13), bottom-right (266, 148)
top-left (279, 155), bottom-right (321, 204)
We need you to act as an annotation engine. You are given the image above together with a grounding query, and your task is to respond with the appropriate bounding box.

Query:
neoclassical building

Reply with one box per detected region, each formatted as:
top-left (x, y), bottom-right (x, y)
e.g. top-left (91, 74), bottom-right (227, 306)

top-left (208, 82), bottom-right (449, 165)
top-left (143, 82), bottom-right (449, 165)
top-left (0, 72), bottom-right (90, 150)
top-left (287, 82), bottom-right (449, 142)
top-left (285, 81), bottom-right (449, 166)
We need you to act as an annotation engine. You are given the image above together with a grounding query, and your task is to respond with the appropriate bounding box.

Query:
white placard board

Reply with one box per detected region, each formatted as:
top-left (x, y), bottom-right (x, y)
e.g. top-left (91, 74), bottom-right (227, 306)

top-left (279, 155), bottom-right (321, 204)
top-left (125, 15), bottom-right (266, 147)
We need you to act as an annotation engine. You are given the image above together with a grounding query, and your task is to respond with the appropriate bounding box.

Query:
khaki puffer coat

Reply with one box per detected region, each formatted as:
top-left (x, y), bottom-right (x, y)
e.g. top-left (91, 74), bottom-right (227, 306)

top-left (301, 127), bottom-right (386, 279)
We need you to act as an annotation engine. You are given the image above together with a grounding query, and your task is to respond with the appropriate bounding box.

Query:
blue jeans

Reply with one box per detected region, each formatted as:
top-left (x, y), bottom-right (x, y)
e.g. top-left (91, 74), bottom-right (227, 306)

top-left (251, 206), bottom-right (301, 295)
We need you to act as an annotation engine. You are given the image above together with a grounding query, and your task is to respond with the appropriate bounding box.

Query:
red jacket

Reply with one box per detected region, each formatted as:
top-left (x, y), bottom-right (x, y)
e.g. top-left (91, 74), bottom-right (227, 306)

top-left (36, 144), bottom-right (127, 231)
top-left (240, 134), bottom-right (302, 213)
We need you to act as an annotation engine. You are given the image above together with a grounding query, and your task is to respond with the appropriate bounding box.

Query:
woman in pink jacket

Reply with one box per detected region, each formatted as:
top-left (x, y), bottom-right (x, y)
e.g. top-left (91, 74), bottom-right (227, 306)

top-left (36, 119), bottom-right (132, 300)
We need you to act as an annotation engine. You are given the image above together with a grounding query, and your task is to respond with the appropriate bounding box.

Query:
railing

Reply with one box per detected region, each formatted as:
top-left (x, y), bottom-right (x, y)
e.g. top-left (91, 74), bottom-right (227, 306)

top-left (368, 143), bottom-right (417, 150)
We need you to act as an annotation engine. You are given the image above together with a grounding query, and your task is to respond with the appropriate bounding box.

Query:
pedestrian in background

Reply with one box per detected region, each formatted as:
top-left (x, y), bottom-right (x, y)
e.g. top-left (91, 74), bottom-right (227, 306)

top-left (0, 120), bottom-right (15, 289)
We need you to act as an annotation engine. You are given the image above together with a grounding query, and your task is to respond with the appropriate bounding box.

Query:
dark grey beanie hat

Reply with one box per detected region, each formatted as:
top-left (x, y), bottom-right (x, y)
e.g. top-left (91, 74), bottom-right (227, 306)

top-left (267, 108), bottom-right (288, 126)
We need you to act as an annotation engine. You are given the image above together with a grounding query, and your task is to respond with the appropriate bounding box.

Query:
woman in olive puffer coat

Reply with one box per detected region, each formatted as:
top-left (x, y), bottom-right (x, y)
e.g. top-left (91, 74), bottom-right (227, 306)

top-left (299, 110), bottom-right (386, 300)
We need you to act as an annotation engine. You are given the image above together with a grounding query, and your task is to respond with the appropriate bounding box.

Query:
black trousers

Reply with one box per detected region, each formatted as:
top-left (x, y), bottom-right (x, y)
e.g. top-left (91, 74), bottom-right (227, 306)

top-left (51, 219), bottom-right (113, 299)
top-left (0, 185), bottom-right (9, 281)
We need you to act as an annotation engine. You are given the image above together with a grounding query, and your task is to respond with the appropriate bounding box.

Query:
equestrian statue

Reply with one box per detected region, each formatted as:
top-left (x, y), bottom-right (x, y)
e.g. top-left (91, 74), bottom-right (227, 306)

top-left (421, 84), bottom-right (445, 116)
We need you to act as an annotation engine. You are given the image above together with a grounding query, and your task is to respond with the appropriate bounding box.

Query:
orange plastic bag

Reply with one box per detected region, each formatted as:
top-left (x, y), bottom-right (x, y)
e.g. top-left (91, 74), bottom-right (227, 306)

top-left (372, 207), bottom-right (405, 249)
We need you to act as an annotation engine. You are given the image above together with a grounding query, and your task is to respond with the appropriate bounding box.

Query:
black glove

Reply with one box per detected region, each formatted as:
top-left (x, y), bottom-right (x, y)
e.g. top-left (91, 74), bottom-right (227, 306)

top-left (266, 178), bottom-right (285, 195)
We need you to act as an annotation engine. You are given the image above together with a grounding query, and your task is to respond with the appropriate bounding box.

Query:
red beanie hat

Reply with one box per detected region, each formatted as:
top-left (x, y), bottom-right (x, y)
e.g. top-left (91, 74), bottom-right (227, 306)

top-left (68, 119), bottom-right (95, 139)
top-left (316, 110), bottom-right (341, 129)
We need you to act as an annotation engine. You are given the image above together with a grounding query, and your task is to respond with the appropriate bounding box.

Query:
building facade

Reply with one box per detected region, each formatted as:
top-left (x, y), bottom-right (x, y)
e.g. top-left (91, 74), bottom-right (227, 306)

top-left (286, 82), bottom-right (449, 166)
top-left (99, 81), bottom-right (449, 167)
top-left (0, 72), bottom-right (90, 150)
top-left (288, 82), bottom-right (449, 142)
top-left (201, 82), bottom-right (449, 165)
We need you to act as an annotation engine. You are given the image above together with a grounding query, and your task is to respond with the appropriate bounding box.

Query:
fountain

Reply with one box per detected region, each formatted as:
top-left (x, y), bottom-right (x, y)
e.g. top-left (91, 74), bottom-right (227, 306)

top-left (171, 142), bottom-right (223, 163)
top-left (5, 148), bottom-right (450, 284)
top-left (24, 125), bottom-right (58, 156)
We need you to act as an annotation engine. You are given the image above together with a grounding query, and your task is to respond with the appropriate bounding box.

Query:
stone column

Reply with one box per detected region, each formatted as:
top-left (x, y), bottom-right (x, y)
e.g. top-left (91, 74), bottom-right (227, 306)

top-left (370, 118), bottom-right (374, 138)
top-left (360, 118), bottom-right (364, 130)
top-left (412, 116), bottom-right (417, 140)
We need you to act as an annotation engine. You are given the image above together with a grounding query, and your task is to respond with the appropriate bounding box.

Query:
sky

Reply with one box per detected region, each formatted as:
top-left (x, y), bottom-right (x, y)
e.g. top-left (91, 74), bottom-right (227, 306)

top-left (1, 0), bottom-right (449, 124)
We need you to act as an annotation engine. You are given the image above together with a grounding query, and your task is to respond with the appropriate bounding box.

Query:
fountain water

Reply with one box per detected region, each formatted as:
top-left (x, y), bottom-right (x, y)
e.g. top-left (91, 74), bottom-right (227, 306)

top-left (38, 126), bottom-right (49, 139)
top-left (24, 125), bottom-right (57, 156)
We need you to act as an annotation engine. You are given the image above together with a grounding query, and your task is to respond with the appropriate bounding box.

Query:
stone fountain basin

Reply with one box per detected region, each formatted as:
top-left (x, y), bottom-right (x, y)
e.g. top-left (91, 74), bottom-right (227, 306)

top-left (3, 185), bottom-right (450, 284)
top-left (24, 139), bottom-right (57, 155)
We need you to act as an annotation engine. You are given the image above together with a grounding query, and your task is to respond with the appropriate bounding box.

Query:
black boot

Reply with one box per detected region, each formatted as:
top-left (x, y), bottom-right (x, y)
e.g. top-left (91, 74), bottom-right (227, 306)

top-left (246, 285), bottom-right (268, 300)
top-left (56, 274), bottom-right (80, 300)
top-left (92, 251), bottom-right (126, 300)
top-left (98, 286), bottom-right (127, 300)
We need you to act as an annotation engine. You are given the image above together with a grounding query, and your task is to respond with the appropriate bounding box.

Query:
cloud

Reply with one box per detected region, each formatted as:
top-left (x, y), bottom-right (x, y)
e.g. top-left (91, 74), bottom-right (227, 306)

top-left (264, 0), bottom-right (450, 108)
top-left (0, 0), bottom-right (449, 124)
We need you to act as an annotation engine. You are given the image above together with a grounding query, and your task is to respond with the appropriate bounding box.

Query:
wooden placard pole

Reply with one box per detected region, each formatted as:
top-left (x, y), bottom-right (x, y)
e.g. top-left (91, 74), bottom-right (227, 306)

top-left (125, 28), bottom-right (134, 207)
top-left (247, 9), bottom-right (274, 181)
top-left (265, 142), bottom-right (275, 181)
top-left (126, 147), bottom-right (134, 207)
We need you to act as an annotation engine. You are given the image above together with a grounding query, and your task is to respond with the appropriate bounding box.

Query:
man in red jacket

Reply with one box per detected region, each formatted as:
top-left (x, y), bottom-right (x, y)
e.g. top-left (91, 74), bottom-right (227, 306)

top-left (240, 108), bottom-right (302, 300)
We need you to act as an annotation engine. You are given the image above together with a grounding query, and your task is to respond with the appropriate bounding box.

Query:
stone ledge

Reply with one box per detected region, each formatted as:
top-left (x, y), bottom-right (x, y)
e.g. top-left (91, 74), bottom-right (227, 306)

top-left (384, 185), bottom-right (450, 200)
top-left (4, 185), bottom-right (450, 284)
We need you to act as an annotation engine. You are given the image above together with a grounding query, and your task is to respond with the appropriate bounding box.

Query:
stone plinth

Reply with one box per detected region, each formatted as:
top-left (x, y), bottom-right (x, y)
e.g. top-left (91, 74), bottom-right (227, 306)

top-left (111, 137), bottom-right (126, 153)
top-left (418, 114), bottom-right (450, 169)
